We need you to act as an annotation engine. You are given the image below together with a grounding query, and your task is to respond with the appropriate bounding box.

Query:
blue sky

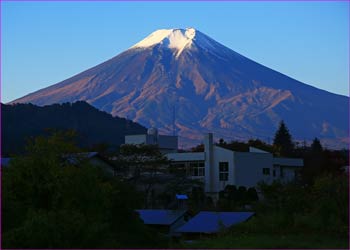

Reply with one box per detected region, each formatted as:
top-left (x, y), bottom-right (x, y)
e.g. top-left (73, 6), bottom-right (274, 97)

top-left (1, 1), bottom-right (349, 103)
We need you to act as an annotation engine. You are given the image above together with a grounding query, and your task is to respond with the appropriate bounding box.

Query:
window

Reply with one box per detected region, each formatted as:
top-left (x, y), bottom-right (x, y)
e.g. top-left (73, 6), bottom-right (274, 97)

top-left (170, 163), bottom-right (186, 175)
top-left (219, 162), bottom-right (229, 181)
top-left (263, 168), bottom-right (270, 175)
top-left (190, 162), bottom-right (205, 176)
top-left (280, 167), bottom-right (284, 178)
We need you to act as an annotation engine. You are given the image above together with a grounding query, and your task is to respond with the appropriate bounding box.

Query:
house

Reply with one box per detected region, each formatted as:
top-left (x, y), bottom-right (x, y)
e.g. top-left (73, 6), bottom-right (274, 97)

top-left (125, 127), bottom-right (178, 153)
top-left (77, 152), bottom-right (116, 174)
top-left (136, 209), bottom-right (189, 235)
top-left (175, 211), bottom-right (254, 237)
top-left (166, 133), bottom-right (303, 200)
top-left (64, 152), bottom-right (117, 175)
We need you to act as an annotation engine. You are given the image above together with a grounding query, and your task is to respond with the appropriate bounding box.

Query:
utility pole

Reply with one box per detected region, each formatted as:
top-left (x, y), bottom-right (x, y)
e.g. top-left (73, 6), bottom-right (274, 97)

top-left (173, 105), bottom-right (176, 136)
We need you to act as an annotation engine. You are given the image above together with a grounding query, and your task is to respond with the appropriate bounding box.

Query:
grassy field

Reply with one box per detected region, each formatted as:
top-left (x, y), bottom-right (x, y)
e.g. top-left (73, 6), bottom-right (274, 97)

top-left (181, 232), bottom-right (349, 249)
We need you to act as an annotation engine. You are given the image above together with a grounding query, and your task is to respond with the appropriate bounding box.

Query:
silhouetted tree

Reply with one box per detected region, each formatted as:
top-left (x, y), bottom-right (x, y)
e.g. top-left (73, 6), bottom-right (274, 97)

top-left (248, 139), bottom-right (273, 153)
top-left (273, 120), bottom-right (294, 156)
top-left (311, 137), bottom-right (323, 153)
top-left (191, 143), bottom-right (204, 152)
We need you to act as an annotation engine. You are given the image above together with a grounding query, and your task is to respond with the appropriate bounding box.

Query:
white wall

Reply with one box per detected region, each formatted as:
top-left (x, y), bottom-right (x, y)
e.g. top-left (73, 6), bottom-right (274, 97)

top-left (166, 152), bottom-right (205, 162)
top-left (234, 152), bottom-right (273, 188)
top-left (212, 146), bottom-right (235, 192)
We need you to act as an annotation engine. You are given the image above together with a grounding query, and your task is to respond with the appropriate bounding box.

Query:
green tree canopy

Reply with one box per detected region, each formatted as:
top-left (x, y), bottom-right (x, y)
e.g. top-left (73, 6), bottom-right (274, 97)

top-left (2, 132), bottom-right (166, 248)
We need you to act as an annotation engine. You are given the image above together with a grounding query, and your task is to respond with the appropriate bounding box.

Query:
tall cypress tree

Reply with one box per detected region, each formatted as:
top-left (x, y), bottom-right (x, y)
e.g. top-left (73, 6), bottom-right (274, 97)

top-left (311, 137), bottom-right (323, 153)
top-left (273, 120), bottom-right (294, 156)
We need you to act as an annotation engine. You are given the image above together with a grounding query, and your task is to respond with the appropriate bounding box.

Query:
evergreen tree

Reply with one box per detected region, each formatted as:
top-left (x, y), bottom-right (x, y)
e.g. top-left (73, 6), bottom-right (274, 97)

top-left (273, 120), bottom-right (294, 156)
top-left (311, 137), bottom-right (323, 153)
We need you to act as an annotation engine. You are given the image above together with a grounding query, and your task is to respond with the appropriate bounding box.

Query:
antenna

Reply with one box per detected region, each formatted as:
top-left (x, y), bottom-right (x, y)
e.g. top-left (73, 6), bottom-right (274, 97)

top-left (126, 115), bottom-right (130, 130)
top-left (173, 104), bottom-right (176, 136)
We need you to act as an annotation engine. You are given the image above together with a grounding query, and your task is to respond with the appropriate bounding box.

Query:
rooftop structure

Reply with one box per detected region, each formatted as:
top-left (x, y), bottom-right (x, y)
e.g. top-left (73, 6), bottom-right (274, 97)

top-left (125, 128), bottom-right (178, 153)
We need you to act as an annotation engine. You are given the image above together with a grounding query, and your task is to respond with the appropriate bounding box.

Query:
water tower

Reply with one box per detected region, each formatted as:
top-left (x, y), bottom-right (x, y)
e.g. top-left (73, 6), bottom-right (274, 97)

top-left (147, 127), bottom-right (158, 145)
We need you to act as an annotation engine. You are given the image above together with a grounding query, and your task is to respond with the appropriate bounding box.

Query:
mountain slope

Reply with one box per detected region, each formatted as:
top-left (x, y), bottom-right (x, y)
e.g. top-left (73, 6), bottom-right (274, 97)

top-left (11, 28), bottom-right (349, 148)
top-left (1, 101), bottom-right (146, 155)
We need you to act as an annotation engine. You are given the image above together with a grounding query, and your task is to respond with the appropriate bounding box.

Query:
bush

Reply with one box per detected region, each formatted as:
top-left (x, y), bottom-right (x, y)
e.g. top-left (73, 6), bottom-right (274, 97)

top-left (254, 175), bottom-right (349, 236)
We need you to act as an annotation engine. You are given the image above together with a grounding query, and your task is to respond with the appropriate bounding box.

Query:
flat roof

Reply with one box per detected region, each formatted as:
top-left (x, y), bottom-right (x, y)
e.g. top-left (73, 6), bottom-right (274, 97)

top-left (273, 157), bottom-right (304, 167)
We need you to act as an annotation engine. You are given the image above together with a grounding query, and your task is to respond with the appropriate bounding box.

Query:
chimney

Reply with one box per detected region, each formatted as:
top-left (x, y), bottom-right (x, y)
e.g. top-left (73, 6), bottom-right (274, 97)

top-left (204, 133), bottom-right (215, 193)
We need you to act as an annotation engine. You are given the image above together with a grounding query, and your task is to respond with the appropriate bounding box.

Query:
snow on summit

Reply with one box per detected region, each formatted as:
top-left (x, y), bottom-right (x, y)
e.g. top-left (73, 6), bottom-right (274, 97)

top-left (131, 27), bottom-right (234, 59)
top-left (132, 28), bottom-right (197, 57)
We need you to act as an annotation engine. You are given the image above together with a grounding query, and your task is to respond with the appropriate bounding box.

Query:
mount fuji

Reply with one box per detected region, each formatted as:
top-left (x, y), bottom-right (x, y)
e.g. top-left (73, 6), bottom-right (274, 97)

top-left (11, 28), bottom-right (349, 148)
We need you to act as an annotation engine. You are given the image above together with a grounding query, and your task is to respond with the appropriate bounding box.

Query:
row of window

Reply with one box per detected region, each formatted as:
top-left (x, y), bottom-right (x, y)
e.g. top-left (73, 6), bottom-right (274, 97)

top-left (187, 161), bottom-right (230, 180)
top-left (173, 162), bottom-right (275, 181)
top-left (190, 162), bottom-right (205, 176)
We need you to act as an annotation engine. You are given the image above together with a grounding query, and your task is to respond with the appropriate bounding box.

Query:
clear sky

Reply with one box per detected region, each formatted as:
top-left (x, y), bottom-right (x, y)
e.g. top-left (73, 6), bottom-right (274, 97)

top-left (1, 1), bottom-right (349, 103)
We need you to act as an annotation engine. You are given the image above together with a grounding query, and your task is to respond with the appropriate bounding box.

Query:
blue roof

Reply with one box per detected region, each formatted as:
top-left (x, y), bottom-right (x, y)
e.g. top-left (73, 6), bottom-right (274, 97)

top-left (1, 158), bottom-right (11, 167)
top-left (175, 211), bottom-right (254, 234)
top-left (136, 209), bottom-right (187, 225)
top-left (176, 194), bottom-right (188, 200)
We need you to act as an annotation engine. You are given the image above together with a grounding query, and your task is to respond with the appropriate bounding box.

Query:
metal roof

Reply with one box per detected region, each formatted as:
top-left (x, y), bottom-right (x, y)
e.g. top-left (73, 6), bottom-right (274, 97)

top-left (176, 194), bottom-right (188, 200)
top-left (1, 158), bottom-right (11, 167)
top-left (175, 211), bottom-right (254, 233)
top-left (136, 209), bottom-right (187, 225)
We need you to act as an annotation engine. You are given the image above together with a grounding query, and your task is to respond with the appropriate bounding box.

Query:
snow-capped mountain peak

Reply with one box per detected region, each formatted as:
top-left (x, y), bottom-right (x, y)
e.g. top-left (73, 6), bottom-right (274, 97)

top-left (10, 28), bottom-right (349, 149)
top-left (131, 28), bottom-right (197, 57)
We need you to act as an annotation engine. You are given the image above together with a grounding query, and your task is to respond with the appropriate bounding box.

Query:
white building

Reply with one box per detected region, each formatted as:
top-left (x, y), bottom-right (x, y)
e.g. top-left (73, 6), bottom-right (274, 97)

top-left (125, 128), bottom-right (178, 153)
top-left (124, 132), bottom-right (303, 198)
top-left (165, 133), bottom-right (303, 198)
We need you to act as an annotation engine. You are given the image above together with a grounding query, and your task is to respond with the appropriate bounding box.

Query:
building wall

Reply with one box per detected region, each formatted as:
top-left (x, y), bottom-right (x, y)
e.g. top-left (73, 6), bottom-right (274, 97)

top-left (138, 133), bottom-right (303, 195)
top-left (212, 146), bottom-right (235, 192)
top-left (125, 134), bottom-right (178, 153)
top-left (233, 152), bottom-right (273, 188)
top-left (166, 152), bottom-right (205, 162)
top-left (158, 135), bottom-right (178, 151)
top-left (273, 157), bottom-right (303, 183)
top-left (275, 166), bottom-right (298, 182)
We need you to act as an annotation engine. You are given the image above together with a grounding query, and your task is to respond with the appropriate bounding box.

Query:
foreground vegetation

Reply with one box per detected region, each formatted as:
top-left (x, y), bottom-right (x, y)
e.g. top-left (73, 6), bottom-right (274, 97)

top-left (185, 232), bottom-right (348, 249)
top-left (185, 173), bottom-right (349, 249)
top-left (2, 132), bottom-right (167, 248)
top-left (2, 123), bottom-right (348, 248)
